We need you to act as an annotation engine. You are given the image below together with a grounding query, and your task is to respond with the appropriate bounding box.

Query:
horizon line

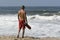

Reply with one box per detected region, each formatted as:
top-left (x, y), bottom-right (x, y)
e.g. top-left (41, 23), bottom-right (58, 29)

top-left (0, 6), bottom-right (60, 7)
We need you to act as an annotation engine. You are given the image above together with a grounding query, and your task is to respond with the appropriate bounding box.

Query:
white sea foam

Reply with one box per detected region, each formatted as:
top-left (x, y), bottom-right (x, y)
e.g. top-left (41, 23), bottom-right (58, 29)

top-left (28, 14), bottom-right (60, 21)
top-left (0, 14), bottom-right (60, 37)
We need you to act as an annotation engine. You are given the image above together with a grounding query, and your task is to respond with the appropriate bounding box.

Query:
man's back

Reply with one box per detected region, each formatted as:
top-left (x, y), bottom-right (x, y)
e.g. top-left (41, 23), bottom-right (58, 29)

top-left (18, 9), bottom-right (26, 20)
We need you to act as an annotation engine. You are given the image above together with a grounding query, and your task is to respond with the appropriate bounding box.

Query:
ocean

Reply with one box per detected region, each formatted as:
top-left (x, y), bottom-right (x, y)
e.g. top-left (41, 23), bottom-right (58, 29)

top-left (0, 6), bottom-right (60, 37)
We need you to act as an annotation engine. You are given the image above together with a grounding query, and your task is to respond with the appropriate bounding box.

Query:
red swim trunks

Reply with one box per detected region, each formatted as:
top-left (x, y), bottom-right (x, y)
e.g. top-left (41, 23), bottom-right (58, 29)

top-left (18, 20), bottom-right (25, 30)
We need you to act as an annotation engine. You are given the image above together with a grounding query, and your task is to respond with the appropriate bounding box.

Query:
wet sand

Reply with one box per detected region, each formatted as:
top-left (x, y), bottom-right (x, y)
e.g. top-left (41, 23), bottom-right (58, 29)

top-left (0, 36), bottom-right (60, 40)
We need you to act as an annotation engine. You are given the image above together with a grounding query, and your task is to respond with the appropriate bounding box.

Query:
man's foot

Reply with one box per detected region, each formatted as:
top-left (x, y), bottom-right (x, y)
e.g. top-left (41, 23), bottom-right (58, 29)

top-left (22, 36), bottom-right (24, 38)
top-left (17, 35), bottom-right (19, 38)
top-left (14, 39), bottom-right (17, 40)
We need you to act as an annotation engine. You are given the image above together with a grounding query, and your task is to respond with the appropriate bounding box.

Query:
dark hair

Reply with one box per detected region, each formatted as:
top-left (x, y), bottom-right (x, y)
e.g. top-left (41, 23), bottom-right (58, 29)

top-left (22, 5), bottom-right (25, 9)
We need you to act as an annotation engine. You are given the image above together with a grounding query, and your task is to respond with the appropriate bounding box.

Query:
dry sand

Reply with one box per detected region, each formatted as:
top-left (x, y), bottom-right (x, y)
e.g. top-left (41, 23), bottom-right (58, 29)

top-left (0, 36), bottom-right (60, 40)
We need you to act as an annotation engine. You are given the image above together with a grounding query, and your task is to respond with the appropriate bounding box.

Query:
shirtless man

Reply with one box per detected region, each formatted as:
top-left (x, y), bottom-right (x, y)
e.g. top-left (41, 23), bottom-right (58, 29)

top-left (17, 5), bottom-right (27, 38)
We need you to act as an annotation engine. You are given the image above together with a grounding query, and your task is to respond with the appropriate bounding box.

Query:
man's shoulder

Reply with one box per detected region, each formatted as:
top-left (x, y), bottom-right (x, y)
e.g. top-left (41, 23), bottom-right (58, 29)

top-left (18, 10), bottom-right (21, 13)
top-left (18, 9), bottom-right (26, 14)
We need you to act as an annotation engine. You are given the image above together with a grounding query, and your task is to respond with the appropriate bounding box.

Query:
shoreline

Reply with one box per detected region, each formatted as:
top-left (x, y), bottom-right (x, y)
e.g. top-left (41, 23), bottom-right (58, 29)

top-left (0, 36), bottom-right (60, 40)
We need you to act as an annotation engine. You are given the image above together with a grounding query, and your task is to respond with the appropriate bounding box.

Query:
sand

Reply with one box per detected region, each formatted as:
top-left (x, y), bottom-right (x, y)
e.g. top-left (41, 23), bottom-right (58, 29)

top-left (0, 36), bottom-right (60, 40)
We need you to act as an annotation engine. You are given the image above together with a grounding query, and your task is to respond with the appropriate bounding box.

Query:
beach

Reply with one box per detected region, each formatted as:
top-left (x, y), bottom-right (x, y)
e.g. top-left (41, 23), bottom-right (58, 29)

top-left (0, 36), bottom-right (60, 40)
top-left (0, 7), bottom-right (60, 39)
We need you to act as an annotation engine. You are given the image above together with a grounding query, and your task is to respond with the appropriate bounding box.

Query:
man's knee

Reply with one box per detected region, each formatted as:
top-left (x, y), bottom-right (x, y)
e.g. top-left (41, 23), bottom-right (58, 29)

top-left (23, 27), bottom-right (25, 30)
top-left (19, 27), bottom-right (21, 32)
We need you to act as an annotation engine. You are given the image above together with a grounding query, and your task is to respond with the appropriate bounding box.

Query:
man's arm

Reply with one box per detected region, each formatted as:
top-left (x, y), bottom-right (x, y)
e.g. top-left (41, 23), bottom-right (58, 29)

top-left (25, 12), bottom-right (28, 23)
top-left (18, 14), bottom-right (19, 20)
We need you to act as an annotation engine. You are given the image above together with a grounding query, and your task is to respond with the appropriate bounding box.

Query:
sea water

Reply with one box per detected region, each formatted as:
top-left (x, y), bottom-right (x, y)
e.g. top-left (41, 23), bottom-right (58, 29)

top-left (0, 6), bottom-right (60, 37)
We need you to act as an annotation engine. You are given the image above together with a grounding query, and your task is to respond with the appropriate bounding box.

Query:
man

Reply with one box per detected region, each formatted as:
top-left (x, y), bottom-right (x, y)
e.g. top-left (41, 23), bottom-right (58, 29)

top-left (17, 5), bottom-right (27, 38)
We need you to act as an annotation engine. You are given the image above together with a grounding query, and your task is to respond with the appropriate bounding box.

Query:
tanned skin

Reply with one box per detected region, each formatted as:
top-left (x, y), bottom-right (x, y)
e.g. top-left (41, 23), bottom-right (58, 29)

top-left (17, 6), bottom-right (27, 38)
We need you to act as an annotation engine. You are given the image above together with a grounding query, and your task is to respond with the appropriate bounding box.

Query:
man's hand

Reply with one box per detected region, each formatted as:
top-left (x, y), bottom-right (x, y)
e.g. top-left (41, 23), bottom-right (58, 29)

top-left (25, 20), bottom-right (28, 24)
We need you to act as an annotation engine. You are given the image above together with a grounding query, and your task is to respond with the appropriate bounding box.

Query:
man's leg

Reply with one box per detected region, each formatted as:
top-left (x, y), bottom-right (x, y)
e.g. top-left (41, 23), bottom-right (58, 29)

top-left (22, 27), bottom-right (25, 38)
top-left (17, 20), bottom-right (22, 38)
top-left (17, 27), bottom-right (21, 38)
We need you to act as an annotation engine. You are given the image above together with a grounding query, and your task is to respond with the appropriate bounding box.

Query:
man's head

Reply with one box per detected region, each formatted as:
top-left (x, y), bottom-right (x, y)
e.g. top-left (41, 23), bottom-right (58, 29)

top-left (21, 5), bottom-right (25, 10)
